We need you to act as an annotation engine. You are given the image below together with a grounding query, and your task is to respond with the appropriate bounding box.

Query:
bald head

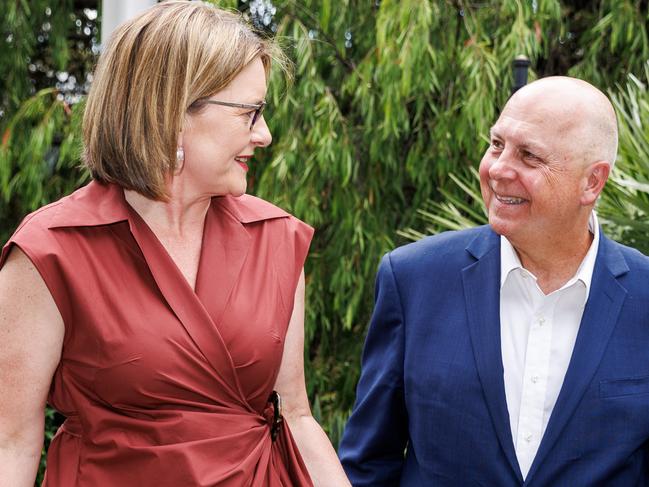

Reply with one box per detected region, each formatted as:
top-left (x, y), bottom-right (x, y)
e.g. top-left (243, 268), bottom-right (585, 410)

top-left (504, 76), bottom-right (618, 167)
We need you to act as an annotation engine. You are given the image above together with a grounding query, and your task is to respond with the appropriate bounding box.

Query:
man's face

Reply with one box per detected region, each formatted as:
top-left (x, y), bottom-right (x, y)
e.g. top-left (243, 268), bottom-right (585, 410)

top-left (478, 97), bottom-right (589, 249)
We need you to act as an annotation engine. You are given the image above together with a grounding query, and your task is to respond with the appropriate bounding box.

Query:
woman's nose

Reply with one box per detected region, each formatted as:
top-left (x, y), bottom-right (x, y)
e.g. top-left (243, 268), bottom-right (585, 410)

top-left (252, 115), bottom-right (272, 147)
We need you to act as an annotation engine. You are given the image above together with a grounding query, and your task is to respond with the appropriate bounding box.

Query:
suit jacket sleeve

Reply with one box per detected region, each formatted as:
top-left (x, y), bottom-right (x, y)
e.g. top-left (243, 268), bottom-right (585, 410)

top-left (339, 252), bottom-right (409, 486)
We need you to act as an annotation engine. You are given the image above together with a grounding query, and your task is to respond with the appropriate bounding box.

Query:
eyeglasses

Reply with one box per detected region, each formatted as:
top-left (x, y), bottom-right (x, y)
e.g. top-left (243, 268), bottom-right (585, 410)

top-left (201, 100), bottom-right (266, 130)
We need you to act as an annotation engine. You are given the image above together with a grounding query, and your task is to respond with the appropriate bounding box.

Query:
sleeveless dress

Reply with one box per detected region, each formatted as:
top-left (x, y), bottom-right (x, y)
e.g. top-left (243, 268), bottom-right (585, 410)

top-left (0, 181), bottom-right (315, 486)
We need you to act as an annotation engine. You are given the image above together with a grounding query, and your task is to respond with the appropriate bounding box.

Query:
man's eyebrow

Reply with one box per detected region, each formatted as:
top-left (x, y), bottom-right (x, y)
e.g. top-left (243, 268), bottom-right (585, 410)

top-left (489, 127), bottom-right (501, 137)
top-left (518, 141), bottom-right (547, 155)
top-left (486, 131), bottom-right (547, 157)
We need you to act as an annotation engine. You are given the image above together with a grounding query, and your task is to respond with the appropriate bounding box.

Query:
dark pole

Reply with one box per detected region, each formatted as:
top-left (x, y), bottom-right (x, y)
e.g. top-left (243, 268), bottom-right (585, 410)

top-left (511, 55), bottom-right (531, 95)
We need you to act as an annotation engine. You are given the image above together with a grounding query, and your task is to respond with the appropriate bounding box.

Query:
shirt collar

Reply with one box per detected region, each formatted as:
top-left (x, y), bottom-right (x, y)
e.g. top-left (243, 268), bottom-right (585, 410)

top-left (573, 211), bottom-right (600, 297)
top-left (500, 235), bottom-right (523, 289)
top-left (500, 212), bottom-right (600, 296)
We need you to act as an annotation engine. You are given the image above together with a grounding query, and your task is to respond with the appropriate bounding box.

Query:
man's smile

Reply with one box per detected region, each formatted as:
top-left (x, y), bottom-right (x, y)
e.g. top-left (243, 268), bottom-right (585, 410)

top-left (492, 188), bottom-right (528, 205)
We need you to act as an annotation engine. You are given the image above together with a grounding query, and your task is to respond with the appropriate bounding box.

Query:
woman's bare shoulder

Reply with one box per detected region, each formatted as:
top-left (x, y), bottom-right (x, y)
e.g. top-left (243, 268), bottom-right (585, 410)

top-left (0, 245), bottom-right (64, 341)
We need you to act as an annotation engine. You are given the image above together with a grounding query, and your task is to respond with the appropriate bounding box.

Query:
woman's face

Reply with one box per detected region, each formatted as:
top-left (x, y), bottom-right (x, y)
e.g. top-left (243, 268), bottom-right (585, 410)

top-left (179, 57), bottom-right (272, 198)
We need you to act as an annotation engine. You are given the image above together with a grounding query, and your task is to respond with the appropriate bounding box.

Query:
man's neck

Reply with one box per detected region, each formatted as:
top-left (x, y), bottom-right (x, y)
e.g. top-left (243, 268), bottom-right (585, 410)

top-left (511, 229), bottom-right (594, 295)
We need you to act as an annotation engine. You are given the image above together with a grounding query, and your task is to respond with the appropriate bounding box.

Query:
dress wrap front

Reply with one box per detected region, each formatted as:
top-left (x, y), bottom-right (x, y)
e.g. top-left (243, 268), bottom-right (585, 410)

top-left (0, 181), bottom-right (315, 486)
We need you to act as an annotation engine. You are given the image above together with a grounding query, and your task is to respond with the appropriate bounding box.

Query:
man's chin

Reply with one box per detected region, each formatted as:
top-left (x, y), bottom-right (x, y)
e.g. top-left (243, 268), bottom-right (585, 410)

top-left (487, 216), bottom-right (517, 239)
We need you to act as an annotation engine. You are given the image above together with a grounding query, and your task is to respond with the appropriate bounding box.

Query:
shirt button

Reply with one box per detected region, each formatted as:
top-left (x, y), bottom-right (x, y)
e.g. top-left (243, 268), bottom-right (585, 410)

top-left (525, 434), bottom-right (533, 442)
top-left (538, 317), bottom-right (546, 326)
top-left (531, 375), bottom-right (539, 383)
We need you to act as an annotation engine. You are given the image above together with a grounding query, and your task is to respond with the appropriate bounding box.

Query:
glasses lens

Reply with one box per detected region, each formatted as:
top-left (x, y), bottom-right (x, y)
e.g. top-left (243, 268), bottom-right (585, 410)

top-left (250, 103), bottom-right (266, 129)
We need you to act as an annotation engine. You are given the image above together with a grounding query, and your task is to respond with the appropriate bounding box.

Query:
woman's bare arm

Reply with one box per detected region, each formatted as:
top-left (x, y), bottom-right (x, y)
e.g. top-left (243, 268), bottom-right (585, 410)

top-left (0, 248), bottom-right (64, 487)
top-left (273, 270), bottom-right (351, 487)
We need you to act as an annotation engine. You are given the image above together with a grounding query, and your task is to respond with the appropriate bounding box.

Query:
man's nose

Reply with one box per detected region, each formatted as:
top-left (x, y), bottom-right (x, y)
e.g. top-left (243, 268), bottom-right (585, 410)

top-left (488, 149), bottom-right (517, 180)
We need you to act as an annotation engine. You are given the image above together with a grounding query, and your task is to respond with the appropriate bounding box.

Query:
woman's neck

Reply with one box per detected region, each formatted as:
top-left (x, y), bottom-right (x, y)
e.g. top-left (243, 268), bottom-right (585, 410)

top-left (123, 184), bottom-right (211, 238)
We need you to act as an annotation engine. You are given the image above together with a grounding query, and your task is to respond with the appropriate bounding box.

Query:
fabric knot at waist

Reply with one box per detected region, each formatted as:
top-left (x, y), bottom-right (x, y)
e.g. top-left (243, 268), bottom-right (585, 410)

top-left (262, 390), bottom-right (283, 442)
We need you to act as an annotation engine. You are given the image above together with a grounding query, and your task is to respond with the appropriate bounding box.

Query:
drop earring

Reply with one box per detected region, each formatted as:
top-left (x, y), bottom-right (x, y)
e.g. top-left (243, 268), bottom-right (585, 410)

top-left (175, 147), bottom-right (185, 173)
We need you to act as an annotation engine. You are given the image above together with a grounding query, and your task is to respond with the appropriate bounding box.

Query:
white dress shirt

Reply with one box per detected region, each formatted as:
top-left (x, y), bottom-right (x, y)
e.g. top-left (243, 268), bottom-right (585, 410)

top-left (500, 212), bottom-right (600, 479)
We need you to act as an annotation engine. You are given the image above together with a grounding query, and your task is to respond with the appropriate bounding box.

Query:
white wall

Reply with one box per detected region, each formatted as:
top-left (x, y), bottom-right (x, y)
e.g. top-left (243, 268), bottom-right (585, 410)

top-left (101, 0), bottom-right (158, 48)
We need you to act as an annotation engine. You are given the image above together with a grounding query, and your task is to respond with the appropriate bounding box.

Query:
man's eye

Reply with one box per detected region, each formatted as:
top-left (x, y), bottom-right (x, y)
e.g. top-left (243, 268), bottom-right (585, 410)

top-left (491, 140), bottom-right (503, 150)
top-left (521, 151), bottom-right (544, 165)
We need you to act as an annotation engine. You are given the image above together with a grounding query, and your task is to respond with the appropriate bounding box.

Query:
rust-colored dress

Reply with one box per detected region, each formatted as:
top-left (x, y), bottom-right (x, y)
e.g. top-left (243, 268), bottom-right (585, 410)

top-left (0, 181), bottom-right (315, 486)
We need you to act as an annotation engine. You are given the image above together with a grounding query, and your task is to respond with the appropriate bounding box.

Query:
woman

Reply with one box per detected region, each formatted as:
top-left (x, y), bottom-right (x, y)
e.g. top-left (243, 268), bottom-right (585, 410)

top-left (0, 2), bottom-right (350, 486)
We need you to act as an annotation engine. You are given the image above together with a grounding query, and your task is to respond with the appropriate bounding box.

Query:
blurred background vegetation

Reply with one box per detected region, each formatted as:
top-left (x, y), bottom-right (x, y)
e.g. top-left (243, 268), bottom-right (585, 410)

top-left (1, 0), bottom-right (648, 483)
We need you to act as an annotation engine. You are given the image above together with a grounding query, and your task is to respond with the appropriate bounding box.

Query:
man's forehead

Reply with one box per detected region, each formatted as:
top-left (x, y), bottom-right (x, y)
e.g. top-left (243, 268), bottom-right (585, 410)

top-left (494, 98), bottom-right (577, 136)
top-left (490, 116), bottom-right (546, 138)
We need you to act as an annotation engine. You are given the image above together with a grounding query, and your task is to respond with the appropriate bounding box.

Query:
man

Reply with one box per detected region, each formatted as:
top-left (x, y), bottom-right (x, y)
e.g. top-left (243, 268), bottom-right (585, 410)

top-left (339, 77), bottom-right (649, 486)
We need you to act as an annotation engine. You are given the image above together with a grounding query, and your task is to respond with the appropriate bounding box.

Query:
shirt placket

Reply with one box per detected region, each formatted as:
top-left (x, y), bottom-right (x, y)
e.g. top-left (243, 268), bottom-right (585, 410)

top-left (515, 294), bottom-right (554, 478)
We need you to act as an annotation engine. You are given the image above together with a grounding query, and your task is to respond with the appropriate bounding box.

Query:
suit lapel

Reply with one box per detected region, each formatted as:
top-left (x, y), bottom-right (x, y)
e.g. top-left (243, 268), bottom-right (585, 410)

top-left (462, 228), bottom-right (524, 482)
top-left (525, 235), bottom-right (629, 483)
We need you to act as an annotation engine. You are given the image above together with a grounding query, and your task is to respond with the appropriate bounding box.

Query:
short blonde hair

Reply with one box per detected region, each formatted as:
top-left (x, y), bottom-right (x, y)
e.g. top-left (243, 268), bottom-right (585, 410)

top-left (83, 0), bottom-right (285, 200)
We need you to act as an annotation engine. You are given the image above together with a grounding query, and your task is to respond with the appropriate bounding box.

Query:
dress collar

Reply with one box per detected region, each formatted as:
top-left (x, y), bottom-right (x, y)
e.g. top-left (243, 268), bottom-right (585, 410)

top-left (47, 180), bottom-right (290, 229)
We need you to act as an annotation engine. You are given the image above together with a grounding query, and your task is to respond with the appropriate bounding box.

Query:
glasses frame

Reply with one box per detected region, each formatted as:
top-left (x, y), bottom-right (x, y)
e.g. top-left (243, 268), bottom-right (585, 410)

top-left (201, 99), bottom-right (266, 130)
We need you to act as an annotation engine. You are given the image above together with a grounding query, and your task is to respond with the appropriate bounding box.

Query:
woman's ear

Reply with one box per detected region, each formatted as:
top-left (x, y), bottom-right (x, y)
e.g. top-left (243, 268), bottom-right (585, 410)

top-left (581, 160), bottom-right (610, 206)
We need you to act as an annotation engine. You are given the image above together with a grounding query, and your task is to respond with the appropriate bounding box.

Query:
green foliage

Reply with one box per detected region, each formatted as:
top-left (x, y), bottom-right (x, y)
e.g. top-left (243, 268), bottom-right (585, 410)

top-left (397, 168), bottom-right (487, 240)
top-left (0, 0), bottom-right (71, 117)
top-left (0, 88), bottom-right (87, 242)
top-left (570, 0), bottom-right (649, 86)
top-left (1, 2), bottom-right (649, 484)
top-left (0, 0), bottom-right (93, 127)
top-left (598, 63), bottom-right (649, 254)
top-left (0, 0), bottom-right (97, 241)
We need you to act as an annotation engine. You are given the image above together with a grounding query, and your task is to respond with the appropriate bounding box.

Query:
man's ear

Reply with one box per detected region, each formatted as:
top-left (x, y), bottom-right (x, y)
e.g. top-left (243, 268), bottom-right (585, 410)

top-left (581, 160), bottom-right (610, 206)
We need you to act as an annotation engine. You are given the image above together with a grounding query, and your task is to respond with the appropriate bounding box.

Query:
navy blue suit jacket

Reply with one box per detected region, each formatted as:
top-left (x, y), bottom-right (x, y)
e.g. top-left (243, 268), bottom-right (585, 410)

top-left (339, 225), bottom-right (649, 486)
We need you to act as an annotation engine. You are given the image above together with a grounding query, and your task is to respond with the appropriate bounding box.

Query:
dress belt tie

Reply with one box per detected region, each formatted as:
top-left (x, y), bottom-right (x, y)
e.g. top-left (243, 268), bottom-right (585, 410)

top-left (263, 390), bottom-right (283, 442)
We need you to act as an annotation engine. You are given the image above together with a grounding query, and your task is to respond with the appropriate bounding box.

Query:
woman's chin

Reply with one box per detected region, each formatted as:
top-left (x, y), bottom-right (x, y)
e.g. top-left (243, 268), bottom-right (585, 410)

top-left (229, 184), bottom-right (247, 198)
